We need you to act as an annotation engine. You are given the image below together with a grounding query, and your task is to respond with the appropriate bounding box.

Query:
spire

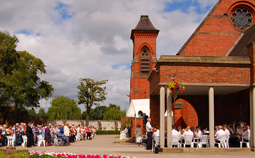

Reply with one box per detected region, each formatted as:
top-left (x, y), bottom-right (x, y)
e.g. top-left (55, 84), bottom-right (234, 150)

top-left (131, 15), bottom-right (159, 40)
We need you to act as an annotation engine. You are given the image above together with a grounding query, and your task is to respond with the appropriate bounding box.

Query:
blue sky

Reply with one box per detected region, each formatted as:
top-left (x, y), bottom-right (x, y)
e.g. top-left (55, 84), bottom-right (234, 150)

top-left (0, 0), bottom-right (217, 111)
top-left (164, 0), bottom-right (212, 14)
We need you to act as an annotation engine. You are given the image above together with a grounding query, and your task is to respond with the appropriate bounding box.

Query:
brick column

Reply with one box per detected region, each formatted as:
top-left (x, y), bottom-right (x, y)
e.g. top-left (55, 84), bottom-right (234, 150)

top-left (247, 42), bottom-right (255, 148)
top-left (209, 87), bottom-right (214, 148)
top-left (166, 89), bottom-right (172, 148)
top-left (160, 86), bottom-right (165, 148)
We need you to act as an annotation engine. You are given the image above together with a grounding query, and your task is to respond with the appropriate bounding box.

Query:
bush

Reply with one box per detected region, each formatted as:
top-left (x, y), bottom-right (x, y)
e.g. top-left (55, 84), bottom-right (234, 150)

top-left (96, 130), bottom-right (120, 135)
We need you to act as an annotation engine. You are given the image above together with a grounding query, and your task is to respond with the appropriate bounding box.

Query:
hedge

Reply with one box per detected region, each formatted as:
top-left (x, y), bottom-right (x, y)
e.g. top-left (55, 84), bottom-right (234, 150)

top-left (96, 130), bottom-right (120, 135)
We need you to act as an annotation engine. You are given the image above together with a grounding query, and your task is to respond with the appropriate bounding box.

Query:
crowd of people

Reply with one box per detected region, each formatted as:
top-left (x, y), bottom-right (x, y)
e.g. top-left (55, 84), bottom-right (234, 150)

top-left (143, 117), bottom-right (251, 149)
top-left (0, 122), bottom-right (97, 148)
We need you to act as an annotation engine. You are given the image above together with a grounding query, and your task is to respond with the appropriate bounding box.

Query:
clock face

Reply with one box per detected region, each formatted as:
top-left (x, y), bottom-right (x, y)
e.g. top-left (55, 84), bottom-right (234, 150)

top-left (231, 8), bottom-right (253, 30)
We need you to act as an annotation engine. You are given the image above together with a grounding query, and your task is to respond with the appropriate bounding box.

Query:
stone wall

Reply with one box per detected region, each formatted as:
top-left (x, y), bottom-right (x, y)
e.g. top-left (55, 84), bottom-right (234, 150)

top-left (47, 120), bottom-right (121, 131)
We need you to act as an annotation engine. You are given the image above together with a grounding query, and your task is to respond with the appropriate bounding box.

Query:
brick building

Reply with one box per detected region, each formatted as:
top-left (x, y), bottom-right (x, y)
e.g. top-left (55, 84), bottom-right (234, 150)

top-left (129, 0), bottom-right (255, 148)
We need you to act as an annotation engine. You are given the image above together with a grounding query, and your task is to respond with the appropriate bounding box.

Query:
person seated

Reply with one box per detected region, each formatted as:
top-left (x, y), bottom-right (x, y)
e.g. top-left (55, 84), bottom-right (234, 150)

top-left (181, 126), bottom-right (193, 138)
top-left (214, 125), bottom-right (225, 143)
top-left (194, 127), bottom-right (202, 138)
top-left (56, 130), bottom-right (70, 145)
top-left (223, 124), bottom-right (230, 137)
top-left (172, 126), bottom-right (181, 146)
top-left (152, 126), bottom-right (160, 147)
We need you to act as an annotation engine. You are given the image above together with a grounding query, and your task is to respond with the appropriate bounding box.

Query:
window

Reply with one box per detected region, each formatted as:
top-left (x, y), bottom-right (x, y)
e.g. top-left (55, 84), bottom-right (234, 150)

top-left (140, 47), bottom-right (150, 78)
top-left (231, 8), bottom-right (253, 30)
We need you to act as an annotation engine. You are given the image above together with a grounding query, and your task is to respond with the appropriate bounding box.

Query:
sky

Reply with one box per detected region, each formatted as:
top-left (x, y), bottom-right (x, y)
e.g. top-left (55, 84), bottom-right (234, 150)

top-left (0, 0), bottom-right (218, 112)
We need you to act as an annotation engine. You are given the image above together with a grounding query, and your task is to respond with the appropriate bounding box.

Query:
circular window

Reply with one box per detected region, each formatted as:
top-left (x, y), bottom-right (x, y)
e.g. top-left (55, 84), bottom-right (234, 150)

top-left (231, 8), bottom-right (253, 30)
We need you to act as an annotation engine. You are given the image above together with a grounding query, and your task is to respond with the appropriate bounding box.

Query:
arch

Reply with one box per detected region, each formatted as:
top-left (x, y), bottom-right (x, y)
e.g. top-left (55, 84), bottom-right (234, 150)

top-left (172, 98), bottom-right (199, 128)
top-left (137, 43), bottom-right (154, 55)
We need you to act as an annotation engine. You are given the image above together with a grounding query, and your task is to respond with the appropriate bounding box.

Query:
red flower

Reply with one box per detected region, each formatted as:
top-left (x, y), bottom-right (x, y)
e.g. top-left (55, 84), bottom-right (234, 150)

top-left (173, 89), bottom-right (176, 92)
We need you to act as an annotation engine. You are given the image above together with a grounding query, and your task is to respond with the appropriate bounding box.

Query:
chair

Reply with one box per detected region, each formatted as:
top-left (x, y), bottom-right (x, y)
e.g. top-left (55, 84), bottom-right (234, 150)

top-left (7, 136), bottom-right (14, 147)
top-left (225, 135), bottom-right (230, 148)
top-left (183, 135), bottom-right (194, 148)
top-left (21, 135), bottom-right (27, 147)
top-left (53, 135), bottom-right (65, 146)
top-left (152, 136), bottom-right (160, 152)
top-left (194, 135), bottom-right (209, 148)
top-left (215, 135), bottom-right (227, 148)
top-left (240, 136), bottom-right (250, 148)
top-left (172, 135), bottom-right (181, 148)
top-left (37, 135), bottom-right (45, 147)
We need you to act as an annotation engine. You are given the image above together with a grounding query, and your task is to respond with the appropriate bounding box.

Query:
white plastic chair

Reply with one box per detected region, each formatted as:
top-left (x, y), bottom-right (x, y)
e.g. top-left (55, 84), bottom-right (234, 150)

top-left (240, 136), bottom-right (250, 148)
top-left (215, 135), bottom-right (227, 148)
top-left (183, 135), bottom-right (194, 148)
top-left (7, 136), bottom-right (14, 147)
top-left (152, 136), bottom-right (160, 152)
top-left (21, 135), bottom-right (27, 147)
top-left (37, 135), bottom-right (45, 147)
top-left (194, 135), bottom-right (209, 148)
top-left (172, 135), bottom-right (181, 148)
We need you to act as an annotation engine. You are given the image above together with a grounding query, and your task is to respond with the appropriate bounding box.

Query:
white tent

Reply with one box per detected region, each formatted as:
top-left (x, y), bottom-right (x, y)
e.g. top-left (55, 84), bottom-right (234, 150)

top-left (126, 99), bottom-right (150, 118)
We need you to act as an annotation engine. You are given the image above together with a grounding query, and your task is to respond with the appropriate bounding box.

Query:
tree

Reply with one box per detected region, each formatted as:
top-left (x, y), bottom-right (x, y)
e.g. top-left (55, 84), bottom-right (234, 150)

top-left (103, 104), bottom-right (126, 120)
top-left (47, 96), bottom-right (81, 120)
top-left (27, 108), bottom-right (38, 118)
top-left (0, 31), bottom-right (54, 122)
top-left (38, 108), bottom-right (47, 119)
top-left (77, 78), bottom-right (108, 126)
top-left (92, 106), bottom-right (108, 120)
top-left (0, 31), bottom-right (20, 106)
top-left (81, 106), bottom-right (108, 120)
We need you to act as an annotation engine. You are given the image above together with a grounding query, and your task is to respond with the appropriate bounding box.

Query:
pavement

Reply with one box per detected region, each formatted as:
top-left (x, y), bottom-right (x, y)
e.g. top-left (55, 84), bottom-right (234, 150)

top-left (8, 135), bottom-right (255, 158)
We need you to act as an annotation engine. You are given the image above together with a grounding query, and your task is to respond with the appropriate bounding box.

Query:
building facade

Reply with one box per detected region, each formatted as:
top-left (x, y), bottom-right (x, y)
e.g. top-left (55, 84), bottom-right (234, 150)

top-left (130, 0), bottom-right (255, 148)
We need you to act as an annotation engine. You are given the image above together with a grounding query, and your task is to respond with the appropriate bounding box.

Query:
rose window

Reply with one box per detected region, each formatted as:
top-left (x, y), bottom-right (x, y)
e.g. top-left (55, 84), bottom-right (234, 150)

top-left (231, 8), bottom-right (253, 30)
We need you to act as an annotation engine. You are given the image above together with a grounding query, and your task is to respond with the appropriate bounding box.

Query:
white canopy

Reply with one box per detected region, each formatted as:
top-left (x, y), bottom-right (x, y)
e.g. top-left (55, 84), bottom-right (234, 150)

top-left (126, 99), bottom-right (150, 118)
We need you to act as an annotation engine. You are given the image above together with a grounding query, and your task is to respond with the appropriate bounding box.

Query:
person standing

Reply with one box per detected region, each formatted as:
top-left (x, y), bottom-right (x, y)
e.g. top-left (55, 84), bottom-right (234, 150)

top-left (64, 122), bottom-right (70, 141)
top-left (146, 117), bottom-right (153, 150)
top-left (26, 122), bottom-right (33, 148)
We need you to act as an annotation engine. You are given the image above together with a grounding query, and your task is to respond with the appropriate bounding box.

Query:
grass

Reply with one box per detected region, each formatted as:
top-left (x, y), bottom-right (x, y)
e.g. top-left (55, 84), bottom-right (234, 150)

top-left (0, 151), bottom-right (30, 158)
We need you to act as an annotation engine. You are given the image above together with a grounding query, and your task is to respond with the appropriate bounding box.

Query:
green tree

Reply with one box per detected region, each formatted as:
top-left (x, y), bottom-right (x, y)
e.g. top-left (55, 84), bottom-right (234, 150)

top-left (0, 31), bottom-right (20, 106)
top-left (103, 104), bottom-right (126, 120)
top-left (92, 106), bottom-right (108, 120)
top-left (48, 96), bottom-right (81, 120)
top-left (27, 108), bottom-right (38, 118)
top-left (38, 108), bottom-right (47, 119)
top-left (0, 31), bottom-right (54, 122)
top-left (77, 78), bottom-right (108, 126)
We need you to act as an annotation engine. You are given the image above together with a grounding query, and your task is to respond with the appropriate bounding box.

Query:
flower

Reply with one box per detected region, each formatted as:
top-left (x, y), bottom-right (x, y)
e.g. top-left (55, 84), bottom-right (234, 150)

top-left (167, 76), bottom-right (185, 101)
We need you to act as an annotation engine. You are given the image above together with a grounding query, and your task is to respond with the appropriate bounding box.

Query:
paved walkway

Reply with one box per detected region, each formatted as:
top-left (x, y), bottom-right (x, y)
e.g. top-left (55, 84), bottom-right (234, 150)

top-left (12, 135), bottom-right (255, 158)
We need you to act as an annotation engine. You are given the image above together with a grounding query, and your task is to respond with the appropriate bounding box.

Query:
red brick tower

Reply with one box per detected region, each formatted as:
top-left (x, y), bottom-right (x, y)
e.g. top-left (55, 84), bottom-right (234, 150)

top-left (129, 15), bottom-right (159, 102)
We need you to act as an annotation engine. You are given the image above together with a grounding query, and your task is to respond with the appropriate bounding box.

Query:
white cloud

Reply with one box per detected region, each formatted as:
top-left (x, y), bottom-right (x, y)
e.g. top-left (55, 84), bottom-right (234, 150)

top-left (0, 0), bottom-right (217, 112)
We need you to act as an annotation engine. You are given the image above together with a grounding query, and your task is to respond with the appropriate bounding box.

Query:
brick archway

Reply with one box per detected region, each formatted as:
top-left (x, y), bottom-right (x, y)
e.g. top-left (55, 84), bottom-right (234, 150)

top-left (172, 98), bottom-right (198, 128)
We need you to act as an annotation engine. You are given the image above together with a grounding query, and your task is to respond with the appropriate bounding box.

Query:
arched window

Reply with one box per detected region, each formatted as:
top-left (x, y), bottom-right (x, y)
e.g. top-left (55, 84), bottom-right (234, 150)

top-left (140, 47), bottom-right (150, 78)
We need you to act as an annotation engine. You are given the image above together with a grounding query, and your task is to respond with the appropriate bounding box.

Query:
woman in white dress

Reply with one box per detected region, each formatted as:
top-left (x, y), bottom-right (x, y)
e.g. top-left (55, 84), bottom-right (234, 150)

top-left (135, 125), bottom-right (142, 144)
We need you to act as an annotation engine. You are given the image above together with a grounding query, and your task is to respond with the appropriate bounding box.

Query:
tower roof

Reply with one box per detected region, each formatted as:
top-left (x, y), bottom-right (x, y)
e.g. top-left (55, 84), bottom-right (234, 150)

top-left (131, 15), bottom-right (159, 40)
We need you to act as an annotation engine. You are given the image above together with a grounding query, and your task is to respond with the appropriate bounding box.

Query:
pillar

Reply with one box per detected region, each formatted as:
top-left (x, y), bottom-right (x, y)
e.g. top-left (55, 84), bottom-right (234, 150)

top-left (209, 87), bottom-right (214, 148)
top-left (250, 87), bottom-right (255, 148)
top-left (160, 86), bottom-right (165, 148)
top-left (166, 89), bottom-right (172, 148)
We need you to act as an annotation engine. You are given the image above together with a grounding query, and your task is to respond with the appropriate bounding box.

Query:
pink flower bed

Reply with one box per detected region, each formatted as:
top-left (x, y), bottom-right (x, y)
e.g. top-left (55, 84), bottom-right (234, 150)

top-left (30, 151), bottom-right (136, 158)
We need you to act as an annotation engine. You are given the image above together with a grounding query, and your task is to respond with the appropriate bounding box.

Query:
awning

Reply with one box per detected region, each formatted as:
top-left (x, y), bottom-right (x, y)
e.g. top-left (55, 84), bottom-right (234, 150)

top-left (126, 99), bottom-right (150, 118)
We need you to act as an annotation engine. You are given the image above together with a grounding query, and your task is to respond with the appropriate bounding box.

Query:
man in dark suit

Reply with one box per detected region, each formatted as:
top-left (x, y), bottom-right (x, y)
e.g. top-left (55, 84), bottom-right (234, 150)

top-left (26, 122), bottom-right (33, 148)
